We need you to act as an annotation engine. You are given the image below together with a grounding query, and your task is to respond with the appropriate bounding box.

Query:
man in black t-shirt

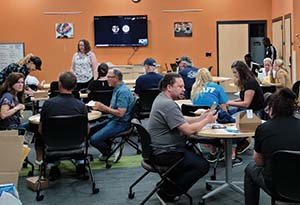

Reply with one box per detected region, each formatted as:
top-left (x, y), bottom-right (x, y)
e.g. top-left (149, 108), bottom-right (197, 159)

top-left (263, 37), bottom-right (277, 62)
top-left (244, 88), bottom-right (300, 205)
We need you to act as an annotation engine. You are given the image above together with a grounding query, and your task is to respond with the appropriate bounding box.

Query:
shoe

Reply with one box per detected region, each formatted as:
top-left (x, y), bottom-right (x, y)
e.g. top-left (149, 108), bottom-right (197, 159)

top-left (236, 138), bottom-right (251, 154)
top-left (48, 166), bottom-right (61, 181)
top-left (98, 154), bottom-right (108, 161)
top-left (207, 153), bottom-right (217, 163)
top-left (232, 157), bottom-right (243, 167)
top-left (156, 190), bottom-right (180, 204)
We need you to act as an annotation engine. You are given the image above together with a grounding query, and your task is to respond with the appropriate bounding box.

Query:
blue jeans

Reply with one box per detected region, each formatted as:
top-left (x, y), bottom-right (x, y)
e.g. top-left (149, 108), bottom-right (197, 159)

top-left (90, 119), bottom-right (130, 155)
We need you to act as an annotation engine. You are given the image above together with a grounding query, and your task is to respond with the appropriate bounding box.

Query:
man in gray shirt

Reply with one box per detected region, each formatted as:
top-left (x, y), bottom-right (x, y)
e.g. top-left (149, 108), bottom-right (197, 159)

top-left (148, 73), bottom-right (217, 202)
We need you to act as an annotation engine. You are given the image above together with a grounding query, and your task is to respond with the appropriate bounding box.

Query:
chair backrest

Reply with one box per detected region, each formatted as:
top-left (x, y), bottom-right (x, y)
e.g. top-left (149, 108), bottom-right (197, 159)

top-left (88, 90), bottom-right (113, 107)
top-left (42, 115), bottom-right (88, 151)
top-left (48, 81), bottom-right (80, 99)
top-left (131, 118), bottom-right (152, 160)
top-left (271, 150), bottom-right (300, 202)
top-left (181, 104), bottom-right (210, 116)
top-left (138, 88), bottom-right (160, 112)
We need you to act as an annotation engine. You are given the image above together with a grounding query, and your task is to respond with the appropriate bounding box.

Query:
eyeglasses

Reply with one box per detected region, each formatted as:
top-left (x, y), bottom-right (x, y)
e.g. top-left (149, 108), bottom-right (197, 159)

top-left (107, 75), bottom-right (116, 78)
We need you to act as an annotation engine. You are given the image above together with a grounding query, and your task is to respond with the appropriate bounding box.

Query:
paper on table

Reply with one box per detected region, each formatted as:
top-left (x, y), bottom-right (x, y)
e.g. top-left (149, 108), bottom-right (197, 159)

top-left (86, 100), bottom-right (96, 107)
top-left (193, 108), bottom-right (207, 116)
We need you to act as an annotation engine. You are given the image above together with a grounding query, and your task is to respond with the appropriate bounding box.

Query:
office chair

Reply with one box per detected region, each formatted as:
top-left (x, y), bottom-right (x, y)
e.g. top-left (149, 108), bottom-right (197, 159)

top-left (181, 104), bottom-right (223, 180)
top-left (128, 118), bottom-right (193, 205)
top-left (271, 150), bottom-right (300, 204)
top-left (135, 88), bottom-right (160, 120)
top-left (102, 97), bottom-right (142, 169)
top-left (292, 80), bottom-right (300, 101)
top-left (49, 81), bottom-right (80, 99)
top-left (36, 115), bottom-right (99, 201)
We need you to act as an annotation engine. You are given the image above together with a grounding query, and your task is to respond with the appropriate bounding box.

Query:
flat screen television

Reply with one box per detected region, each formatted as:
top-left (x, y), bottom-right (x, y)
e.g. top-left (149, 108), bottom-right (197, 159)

top-left (94, 15), bottom-right (148, 47)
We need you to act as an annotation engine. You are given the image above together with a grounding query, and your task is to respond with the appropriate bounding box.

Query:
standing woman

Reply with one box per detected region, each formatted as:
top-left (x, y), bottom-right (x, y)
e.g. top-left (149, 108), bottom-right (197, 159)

top-left (71, 39), bottom-right (98, 90)
top-left (270, 59), bottom-right (292, 89)
top-left (0, 72), bottom-right (26, 130)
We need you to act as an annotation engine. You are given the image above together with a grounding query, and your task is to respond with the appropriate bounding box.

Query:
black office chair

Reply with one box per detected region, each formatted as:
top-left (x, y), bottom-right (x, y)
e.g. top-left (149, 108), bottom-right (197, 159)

top-left (271, 150), bottom-right (300, 205)
top-left (128, 118), bottom-right (193, 205)
top-left (181, 104), bottom-right (223, 180)
top-left (292, 80), bottom-right (300, 101)
top-left (102, 97), bottom-right (142, 169)
top-left (36, 115), bottom-right (99, 201)
top-left (87, 89), bottom-right (113, 119)
top-left (136, 88), bottom-right (160, 120)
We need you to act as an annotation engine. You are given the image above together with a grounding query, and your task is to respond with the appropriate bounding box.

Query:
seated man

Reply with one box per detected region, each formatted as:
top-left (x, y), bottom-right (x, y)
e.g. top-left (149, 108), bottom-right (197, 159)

top-left (244, 88), bottom-right (300, 205)
top-left (39, 72), bottom-right (88, 178)
top-left (134, 57), bottom-right (163, 96)
top-left (90, 68), bottom-right (134, 159)
top-left (148, 73), bottom-right (217, 202)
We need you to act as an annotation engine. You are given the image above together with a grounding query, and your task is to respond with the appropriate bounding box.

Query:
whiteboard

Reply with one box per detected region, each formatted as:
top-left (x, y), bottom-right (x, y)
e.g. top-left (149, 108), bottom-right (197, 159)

top-left (0, 43), bottom-right (24, 71)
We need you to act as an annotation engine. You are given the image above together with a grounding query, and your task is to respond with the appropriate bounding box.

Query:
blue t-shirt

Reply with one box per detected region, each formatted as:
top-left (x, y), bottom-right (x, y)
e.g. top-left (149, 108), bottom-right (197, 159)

top-left (134, 72), bottom-right (163, 95)
top-left (179, 66), bottom-right (198, 99)
top-left (192, 82), bottom-right (228, 107)
top-left (0, 92), bottom-right (21, 129)
top-left (109, 82), bottom-right (134, 122)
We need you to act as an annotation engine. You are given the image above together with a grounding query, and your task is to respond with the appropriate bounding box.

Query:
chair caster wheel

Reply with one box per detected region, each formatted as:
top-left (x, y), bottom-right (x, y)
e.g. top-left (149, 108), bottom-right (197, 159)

top-left (199, 199), bottom-right (205, 205)
top-left (106, 163), bottom-right (112, 169)
top-left (206, 183), bottom-right (212, 191)
top-left (28, 170), bottom-right (34, 177)
top-left (36, 194), bottom-right (44, 201)
top-left (128, 192), bottom-right (135, 199)
top-left (210, 175), bottom-right (216, 180)
top-left (136, 150), bottom-right (142, 154)
top-left (93, 188), bottom-right (99, 194)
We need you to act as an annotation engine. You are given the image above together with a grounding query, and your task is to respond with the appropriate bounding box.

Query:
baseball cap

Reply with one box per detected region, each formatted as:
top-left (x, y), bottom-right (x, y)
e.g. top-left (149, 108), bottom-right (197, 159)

top-left (143, 58), bottom-right (158, 67)
top-left (30, 56), bottom-right (42, 70)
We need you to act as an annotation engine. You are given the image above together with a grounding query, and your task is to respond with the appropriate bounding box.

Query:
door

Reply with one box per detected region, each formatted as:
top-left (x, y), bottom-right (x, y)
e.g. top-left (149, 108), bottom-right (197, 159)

top-left (218, 24), bottom-right (249, 92)
top-left (272, 17), bottom-right (283, 59)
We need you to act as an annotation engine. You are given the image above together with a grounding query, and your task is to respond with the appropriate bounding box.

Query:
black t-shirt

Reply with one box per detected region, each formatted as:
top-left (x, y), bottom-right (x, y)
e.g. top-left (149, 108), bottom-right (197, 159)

top-left (88, 80), bottom-right (113, 92)
top-left (239, 79), bottom-right (264, 111)
top-left (254, 116), bottom-right (300, 180)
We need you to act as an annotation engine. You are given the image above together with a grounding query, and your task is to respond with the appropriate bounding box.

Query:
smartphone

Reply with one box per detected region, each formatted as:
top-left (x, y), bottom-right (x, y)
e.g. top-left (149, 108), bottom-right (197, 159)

top-left (210, 102), bottom-right (217, 112)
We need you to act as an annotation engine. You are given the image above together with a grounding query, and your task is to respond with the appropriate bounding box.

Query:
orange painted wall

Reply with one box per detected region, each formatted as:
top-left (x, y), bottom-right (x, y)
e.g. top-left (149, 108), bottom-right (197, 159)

top-left (272, 0), bottom-right (293, 18)
top-left (0, 0), bottom-right (272, 82)
top-left (293, 0), bottom-right (300, 79)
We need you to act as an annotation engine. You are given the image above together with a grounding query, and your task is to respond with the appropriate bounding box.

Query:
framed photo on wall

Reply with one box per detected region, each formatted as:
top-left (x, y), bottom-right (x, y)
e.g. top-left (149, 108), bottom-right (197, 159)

top-left (174, 22), bottom-right (192, 37)
top-left (55, 23), bottom-right (74, 39)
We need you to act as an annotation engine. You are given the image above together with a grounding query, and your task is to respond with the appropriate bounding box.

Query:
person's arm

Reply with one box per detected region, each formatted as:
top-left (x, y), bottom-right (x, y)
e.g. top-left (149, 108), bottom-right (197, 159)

top-left (0, 104), bottom-right (25, 119)
top-left (253, 150), bottom-right (264, 166)
top-left (276, 70), bottom-right (286, 87)
top-left (90, 52), bottom-right (98, 80)
top-left (178, 111), bottom-right (217, 136)
top-left (70, 53), bottom-right (76, 72)
top-left (227, 89), bottom-right (255, 108)
top-left (92, 102), bottom-right (126, 118)
top-left (219, 103), bottom-right (228, 112)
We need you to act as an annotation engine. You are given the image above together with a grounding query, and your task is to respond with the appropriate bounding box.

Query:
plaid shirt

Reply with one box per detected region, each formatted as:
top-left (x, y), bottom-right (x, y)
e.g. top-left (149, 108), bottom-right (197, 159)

top-left (0, 63), bottom-right (29, 85)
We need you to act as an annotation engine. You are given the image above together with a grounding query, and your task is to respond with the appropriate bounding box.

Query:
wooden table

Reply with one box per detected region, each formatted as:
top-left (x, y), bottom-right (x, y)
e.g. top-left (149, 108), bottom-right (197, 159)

top-left (212, 76), bottom-right (231, 83)
top-left (28, 110), bottom-right (102, 125)
top-left (194, 123), bottom-right (254, 203)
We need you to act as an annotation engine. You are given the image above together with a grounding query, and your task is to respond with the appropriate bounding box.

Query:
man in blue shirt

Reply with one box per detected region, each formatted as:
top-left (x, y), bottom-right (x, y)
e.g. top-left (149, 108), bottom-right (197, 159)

top-left (178, 56), bottom-right (198, 99)
top-left (90, 68), bottom-right (134, 159)
top-left (134, 57), bottom-right (163, 95)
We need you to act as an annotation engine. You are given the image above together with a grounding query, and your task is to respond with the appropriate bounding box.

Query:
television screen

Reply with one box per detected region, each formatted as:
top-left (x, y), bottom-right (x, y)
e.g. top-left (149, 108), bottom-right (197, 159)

top-left (94, 15), bottom-right (148, 47)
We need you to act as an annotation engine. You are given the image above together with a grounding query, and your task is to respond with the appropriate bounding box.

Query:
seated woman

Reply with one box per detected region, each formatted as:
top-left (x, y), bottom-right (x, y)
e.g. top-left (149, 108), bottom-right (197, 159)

top-left (88, 63), bottom-right (113, 92)
top-left (244, 88), bottom-right (300, 205)
top-left (0, 72), bottom-right (26, 130)
top-left (227, 61), bottom-right (265, 165)
top-left (270, 59), bottom-right (291, 89)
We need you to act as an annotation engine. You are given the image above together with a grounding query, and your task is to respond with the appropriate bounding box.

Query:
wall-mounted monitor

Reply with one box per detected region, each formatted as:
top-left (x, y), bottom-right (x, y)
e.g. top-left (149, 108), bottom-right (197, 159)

top-left (94, 15), bottom-right (148, 47)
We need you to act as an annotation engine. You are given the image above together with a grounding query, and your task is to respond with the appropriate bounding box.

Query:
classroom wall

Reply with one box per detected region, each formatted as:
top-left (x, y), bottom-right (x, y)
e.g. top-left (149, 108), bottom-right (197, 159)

top-left (293, 0), bottom-right (300, 80)
top-left (0, 0), bottom-right (272, 82)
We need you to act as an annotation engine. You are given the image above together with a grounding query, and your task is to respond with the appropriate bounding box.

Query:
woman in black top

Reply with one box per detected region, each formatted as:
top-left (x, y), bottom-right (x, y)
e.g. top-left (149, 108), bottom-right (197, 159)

top-left (88, 63), bottom-right (113, 91)
top-left (227, 60), bottom-right (264, 113)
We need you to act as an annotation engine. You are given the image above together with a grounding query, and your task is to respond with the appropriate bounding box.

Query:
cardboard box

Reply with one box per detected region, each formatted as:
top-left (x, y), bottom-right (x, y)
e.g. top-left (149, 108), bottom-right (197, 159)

top-left (0, 172), bottom-right (19, 187)
top-left (236, 111), bottom-right (261, 132)
top-left (26, 176), bottom-right (48, 192)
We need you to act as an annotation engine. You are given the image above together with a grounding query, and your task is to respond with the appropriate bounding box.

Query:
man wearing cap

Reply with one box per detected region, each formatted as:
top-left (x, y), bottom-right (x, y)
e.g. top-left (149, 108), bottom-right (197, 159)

top-left (134, 57), bottom-right (163, 95)
top-left (0, 54), bottom-right (42, 89)
top-left (178, 56), bottom-right (198, 99)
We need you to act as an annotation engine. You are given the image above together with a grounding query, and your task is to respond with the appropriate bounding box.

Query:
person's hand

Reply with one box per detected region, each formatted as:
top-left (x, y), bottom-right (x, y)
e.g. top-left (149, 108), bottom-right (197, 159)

top-left (92, 102), bottom-right (105, 111)
top-left (15, 104), bottom-right (25, 111)
top-left (40, 80), bottom-right (45, 86)
top-left (25, 88), bottom-right (35, 96)
top-left (205, 110), bottom-right (218, 123)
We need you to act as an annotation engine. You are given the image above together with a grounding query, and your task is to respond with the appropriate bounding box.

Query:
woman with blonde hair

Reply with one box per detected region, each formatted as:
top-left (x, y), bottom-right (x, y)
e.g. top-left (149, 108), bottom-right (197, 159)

top-left (191, 68), bottom-right (228, 111)
top-left (270, 59), bottom-right (291, 88)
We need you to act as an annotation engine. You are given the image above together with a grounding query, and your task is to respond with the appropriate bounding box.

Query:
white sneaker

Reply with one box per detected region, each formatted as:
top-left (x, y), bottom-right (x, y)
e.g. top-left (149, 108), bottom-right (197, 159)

top-left (113, 143), bottom-right (124, 163)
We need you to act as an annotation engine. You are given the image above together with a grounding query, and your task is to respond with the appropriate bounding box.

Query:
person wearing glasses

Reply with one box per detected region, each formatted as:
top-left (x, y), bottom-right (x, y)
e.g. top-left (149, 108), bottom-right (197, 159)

top-left (90, 68), bottom-right (134, 160)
